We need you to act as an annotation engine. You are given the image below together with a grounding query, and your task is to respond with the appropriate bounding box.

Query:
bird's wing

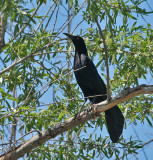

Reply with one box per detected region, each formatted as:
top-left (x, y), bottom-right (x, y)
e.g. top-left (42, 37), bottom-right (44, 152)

top-left (80, 54), bottom-right (107, 101)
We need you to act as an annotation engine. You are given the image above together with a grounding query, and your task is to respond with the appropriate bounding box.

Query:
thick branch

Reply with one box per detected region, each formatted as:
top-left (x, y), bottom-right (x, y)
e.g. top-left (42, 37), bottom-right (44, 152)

top-left (0, 12), bottom-right (6, 52)
top-left (96, 84), bottom-right (153, 112)
top-left (1, 84), bottom-right (153, 160)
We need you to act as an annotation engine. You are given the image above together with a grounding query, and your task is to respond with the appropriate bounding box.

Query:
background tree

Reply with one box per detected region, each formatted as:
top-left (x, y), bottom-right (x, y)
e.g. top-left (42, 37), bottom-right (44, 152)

top-left (0, 0), bottom-right (153, 159)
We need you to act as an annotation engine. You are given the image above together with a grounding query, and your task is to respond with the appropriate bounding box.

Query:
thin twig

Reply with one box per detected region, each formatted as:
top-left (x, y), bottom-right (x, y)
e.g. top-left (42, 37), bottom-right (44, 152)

top-left (45, 3), bottom-right (58, 30)
top-left (51, 3), bottom-right (59, 35)
top-left (36, 2), bottom-right (55, 31)
top-left (141, 138), bottom-right (153, 147)
top-left (119, 138), bottom-right (153, 159)
top-left (0, 38), bottom-right (64, 75)
top-left (132, 126), bottom-right (148, 160)
top-left (71, 19), bottom-right (85, 33)
top-left (34, 66), bottom-right (87, 102)
top-left (95, 18), bottom-right (110, 101)
top-left (36, 93), bottom-right (107, 106)
top-left (0, 136), bottom-right (8, 151)
top-left (32, 49), bottom-right (74, 56)
top-left (0, 66), bottom-right (86, 120)
top-left (13, 130), bottom-right (41, 145)
top-left (13, 2), bottom-right (41, 40)
top-left (1, 85), bottom-right (153, 159)
top-left (56, 0), bottom-right (86, 37)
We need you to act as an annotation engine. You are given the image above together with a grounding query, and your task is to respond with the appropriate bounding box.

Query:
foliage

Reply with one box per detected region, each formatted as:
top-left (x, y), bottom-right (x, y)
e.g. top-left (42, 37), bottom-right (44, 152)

top-left (0, 0), bottom-right (153, 159)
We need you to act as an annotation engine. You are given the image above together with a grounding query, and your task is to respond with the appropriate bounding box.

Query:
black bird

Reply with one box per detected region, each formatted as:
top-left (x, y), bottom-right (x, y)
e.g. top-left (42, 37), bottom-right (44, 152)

top-left (64, 33), bottom-right (124, 143)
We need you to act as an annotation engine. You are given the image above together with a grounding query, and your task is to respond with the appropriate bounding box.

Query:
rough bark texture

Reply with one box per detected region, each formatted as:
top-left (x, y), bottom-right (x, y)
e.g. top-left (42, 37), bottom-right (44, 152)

top-left (0, 85), bottom-right (153, 160)
top-left (0, 13), bottom-right (6, 52)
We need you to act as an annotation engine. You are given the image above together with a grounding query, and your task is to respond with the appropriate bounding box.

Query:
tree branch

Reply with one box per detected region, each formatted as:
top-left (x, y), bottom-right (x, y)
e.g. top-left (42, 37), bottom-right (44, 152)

top-left (96, 84), bottom-right (153, 112)
top-left (95, 18), bottom-right (111, 101)
top-left (141, 138), bottom-right (153, 147)
top-left (0, 84), bottom-right (153, 160)
top-left (0, 39), bottom-right (60, 76)
top-left (13, 2), bottom-right (41, 40)
top-left (36, 2), bottom-right (55, 31)
top-left (0, 12), bottom-right (6, 52)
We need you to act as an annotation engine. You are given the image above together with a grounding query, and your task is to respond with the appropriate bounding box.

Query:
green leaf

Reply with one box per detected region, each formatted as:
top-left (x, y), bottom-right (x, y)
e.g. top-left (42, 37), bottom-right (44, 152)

top-left (146, 116), bottom-right (152, 127)
top-left (96, 59), bottom-right (102, 68)
top-left (14, 24), bottom-right (19, 36)
top-left (28, 8), bottom-right (35, 13)
top-left (19, 106), bottom-right (31, 110)
top-left (126, 12), bottom-right (137, 20)
top-left (57, 110), bottom-right (68, 121)
top-left (7, 97), bottom-right (19, 102)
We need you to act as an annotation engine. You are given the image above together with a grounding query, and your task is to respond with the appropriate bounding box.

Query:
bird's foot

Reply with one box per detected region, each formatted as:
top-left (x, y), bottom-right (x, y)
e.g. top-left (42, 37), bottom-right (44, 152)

top-left (78, 99), bottom-right (87, 113)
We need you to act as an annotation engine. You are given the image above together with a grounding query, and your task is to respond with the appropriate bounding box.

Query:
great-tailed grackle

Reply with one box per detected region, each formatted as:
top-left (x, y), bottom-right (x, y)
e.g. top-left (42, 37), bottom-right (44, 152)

top-left (64, 33), bottom-right (124, 143)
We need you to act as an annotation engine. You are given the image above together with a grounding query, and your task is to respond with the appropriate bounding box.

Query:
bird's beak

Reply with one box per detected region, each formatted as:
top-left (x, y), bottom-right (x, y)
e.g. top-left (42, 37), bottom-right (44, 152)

top-left (63, 33), bottom-right (74, 40)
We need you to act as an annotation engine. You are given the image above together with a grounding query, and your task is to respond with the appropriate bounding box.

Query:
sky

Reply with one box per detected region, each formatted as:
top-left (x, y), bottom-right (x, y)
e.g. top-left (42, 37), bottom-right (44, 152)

top-left (36, 1), bottom-right (153, 159)
top-left (1, 0), bottom-right (153, 159)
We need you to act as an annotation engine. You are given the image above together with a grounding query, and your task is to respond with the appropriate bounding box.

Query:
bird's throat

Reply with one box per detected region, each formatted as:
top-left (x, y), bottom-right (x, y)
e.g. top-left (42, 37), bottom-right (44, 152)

top-left (74, 51), bottom-right (82, 69)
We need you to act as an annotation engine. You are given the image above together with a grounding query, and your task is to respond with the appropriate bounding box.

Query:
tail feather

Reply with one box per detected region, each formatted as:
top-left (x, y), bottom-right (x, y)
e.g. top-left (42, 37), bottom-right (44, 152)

top-left (105, 105), bottom-right (124, 143)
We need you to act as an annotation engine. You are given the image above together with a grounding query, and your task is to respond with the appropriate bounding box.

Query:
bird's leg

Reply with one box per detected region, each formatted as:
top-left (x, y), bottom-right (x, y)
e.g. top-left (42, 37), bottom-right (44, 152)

top-left (78, 97), bottom-right (96, 113)
top-left (78, 98), bottom-right (87, 113)
top-left (90, 97), bottom-right (96, 105)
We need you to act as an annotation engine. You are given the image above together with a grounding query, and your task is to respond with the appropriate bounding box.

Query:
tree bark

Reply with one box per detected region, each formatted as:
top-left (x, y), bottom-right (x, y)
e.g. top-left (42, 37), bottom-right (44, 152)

top-left (0, 12), bottom-right (6, 52)
top-left (0, 84), bottom-right (153, 160)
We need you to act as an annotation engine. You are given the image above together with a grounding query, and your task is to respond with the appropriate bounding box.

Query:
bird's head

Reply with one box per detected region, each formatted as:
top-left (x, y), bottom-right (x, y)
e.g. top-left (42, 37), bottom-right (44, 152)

top-left (64, 33), bottom-right (87, 52)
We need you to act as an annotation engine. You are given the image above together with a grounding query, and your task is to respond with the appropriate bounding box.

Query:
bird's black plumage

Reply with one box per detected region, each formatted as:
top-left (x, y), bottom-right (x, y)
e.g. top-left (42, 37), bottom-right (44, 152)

top-left (64, 33), bottom-right (124, 143)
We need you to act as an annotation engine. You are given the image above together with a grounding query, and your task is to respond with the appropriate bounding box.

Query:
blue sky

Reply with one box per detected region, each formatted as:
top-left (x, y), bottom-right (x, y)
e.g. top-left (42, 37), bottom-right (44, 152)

top-left (34, 1), bottom-right (153, 159)
top-left (1, 0), bottom-right (153, 159)
top-left (39, 1), bottom-right (153, 159)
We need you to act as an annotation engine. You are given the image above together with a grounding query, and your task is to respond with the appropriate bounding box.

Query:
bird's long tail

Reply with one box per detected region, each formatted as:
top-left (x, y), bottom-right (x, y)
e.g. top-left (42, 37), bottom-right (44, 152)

top-left (105, 105), bottom-right (124, 143)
